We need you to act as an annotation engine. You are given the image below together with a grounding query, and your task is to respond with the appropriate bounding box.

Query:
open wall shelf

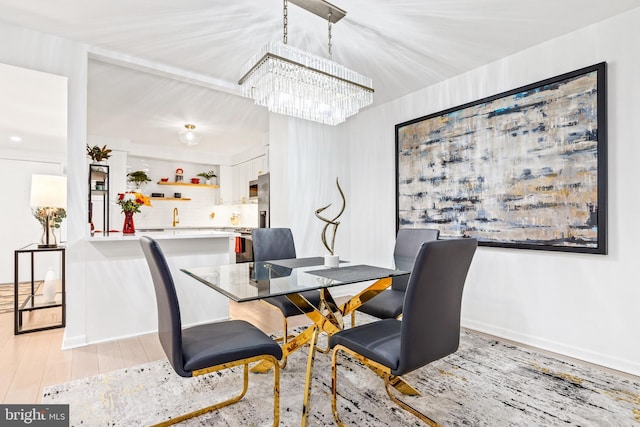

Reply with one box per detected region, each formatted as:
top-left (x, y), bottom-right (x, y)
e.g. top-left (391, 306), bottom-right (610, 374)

top-left (89, 164), bottom-right (109, 236)
top-left (157, 181), bottom-right (219, 188)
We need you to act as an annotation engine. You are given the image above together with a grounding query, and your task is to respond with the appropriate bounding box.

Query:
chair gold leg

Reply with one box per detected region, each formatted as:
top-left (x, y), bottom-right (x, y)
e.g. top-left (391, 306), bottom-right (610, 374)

top-left (351, 311), bottom-right (355, 327)
top-left (251, 326), bottom-right (317, 374)
top-left (259, 300), bottom-right (299, 369)
top-left (272, 356), bottom-right (281, 426)
top-left (151, 355), bottom-right (280, 427)
top-left (332, 345), bottom-right (439, 427)
top-left (331, 346), bottom-right (347, 427)
top-left (384, 376), bottom-right (440, 427)
top-left (279, 317), bottom-right (288, 369)
top-left (337, 347), bottom-right (421, 396)
top-left (314, 341), bottom-right (331, 354)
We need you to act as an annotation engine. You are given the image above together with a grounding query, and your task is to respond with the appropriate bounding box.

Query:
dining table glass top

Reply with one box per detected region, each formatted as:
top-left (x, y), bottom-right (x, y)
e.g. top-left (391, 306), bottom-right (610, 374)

top-left (181, 256), bottom-right (408, 302)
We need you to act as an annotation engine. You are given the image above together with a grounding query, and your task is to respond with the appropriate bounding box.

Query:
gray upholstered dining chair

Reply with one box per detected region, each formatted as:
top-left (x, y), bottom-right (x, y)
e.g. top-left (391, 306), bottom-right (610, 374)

top-left (330, 238), bottom-right (477, 426)
top-left (252, 227), bottom-right (322, 367)
top-left (140, 236), bottom-right (282, 426)
top-left (352, 228), bottom-right (440, 326)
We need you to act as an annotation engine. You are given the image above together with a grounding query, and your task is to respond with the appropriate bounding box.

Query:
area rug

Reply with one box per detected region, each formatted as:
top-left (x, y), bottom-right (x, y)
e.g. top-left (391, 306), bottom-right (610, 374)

top-left (43, 323), bottom-right (640, 426)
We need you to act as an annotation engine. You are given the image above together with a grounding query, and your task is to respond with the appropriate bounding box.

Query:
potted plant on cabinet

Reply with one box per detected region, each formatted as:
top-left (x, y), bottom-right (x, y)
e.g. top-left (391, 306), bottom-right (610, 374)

top-left (127, 170), bottom-right (151, 190)
top-left (197, 170), bottom-right (217, 185)
top-left (86, 144), bottom-right (112, 163)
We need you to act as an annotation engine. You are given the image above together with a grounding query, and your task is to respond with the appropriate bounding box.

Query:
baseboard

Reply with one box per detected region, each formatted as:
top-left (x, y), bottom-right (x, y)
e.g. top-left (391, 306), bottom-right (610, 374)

top-left (462, 318), bottom-right (640, 378)
top-left (182, 316), bottom-right (230, 329)
top-left (61, 334), bottom-right (88, 350)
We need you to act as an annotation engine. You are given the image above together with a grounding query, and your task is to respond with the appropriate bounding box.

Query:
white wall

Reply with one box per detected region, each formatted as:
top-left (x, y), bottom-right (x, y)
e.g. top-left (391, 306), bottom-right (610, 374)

top-left (0, 19), bottom-right (89, 348)
top-left (345, 8), bottom-right (640, 376)
top-left (268, 113), bottom-right (352, 259)
top-left (0, 159), bottom-right (64, 283)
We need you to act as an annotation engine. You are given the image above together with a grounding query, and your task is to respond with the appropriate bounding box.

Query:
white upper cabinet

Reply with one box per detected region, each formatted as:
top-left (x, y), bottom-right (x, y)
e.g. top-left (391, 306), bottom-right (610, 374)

top-left (227, 155), bottom-right (267, 205)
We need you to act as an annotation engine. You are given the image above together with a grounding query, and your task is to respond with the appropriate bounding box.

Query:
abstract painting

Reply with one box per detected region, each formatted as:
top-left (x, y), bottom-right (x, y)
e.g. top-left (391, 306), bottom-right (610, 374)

top-left (396, 63), bottom-right (607, 254)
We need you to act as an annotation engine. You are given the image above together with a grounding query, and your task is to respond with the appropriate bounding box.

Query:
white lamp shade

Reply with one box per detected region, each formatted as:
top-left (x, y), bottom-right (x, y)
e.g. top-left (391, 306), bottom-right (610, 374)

top-left (30, 174), bottom-right (67, 208)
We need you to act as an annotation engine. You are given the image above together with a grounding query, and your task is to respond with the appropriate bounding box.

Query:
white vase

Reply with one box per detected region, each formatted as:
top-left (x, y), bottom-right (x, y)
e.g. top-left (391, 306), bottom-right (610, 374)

top-left (324, 254), bottom-right (339, 268)
top-left (43, 267), bottom-right (57, 302)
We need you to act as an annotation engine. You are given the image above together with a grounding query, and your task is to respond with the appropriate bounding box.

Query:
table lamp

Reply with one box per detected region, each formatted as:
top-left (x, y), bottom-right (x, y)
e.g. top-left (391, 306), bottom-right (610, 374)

top-left (30, 174), bottom-right (67, 248)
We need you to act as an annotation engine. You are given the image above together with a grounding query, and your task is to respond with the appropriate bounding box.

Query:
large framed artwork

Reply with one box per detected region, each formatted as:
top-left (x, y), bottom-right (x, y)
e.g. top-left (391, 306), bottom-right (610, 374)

top-left (396, 63), bottom-right (607, 254)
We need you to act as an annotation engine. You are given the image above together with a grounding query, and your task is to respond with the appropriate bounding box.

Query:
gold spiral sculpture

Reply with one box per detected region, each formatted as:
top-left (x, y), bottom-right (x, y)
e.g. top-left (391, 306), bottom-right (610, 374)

top-left (315, 177), bottom-right (346, 255)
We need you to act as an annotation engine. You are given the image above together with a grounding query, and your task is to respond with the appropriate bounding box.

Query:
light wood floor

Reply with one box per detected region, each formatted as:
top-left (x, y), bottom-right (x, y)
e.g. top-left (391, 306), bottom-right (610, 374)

top-left (3, 298), bottom-right (637, 406)
top-left (0, 299), bottom-right (315, 404)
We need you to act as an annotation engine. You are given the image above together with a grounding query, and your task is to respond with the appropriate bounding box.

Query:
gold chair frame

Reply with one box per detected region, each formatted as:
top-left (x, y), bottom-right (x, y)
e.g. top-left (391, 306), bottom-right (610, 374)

top-left (259, 299), bottom-right (297, 368)
top-left (331, 345), bottom-right (441, 427)
top-left (152, 354), bottom-right (280, 427)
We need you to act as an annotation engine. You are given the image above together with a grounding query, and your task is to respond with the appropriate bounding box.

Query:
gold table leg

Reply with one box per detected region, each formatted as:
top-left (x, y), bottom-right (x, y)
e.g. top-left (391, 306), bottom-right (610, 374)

top-left (339, 277), bottom-right (392, 317)
top-left (250, 291), bottom-right (338, 374)
top-left (321, 288), bottom-right (344, 329)
top-left (301, 325), bottom-right (320, 427)
top-left (256, 276), bottom-right (414, 424)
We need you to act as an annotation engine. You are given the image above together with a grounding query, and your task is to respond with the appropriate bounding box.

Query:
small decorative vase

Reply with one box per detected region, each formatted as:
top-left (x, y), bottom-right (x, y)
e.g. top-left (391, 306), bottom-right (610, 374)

top-left (122, 211), bottom-right (136, 234)
top-left (324, 254), bottom-right (339, 268)
top-left (40, 225), bottom-right (57, 248)
top-left (43, 267), bottom-right (57, 302)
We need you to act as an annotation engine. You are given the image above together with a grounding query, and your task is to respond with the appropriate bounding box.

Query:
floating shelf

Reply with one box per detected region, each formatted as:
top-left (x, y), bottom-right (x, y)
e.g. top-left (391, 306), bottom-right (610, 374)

top-left (157, 181), bottom-right (219, 188)
top-left (149, 197), bottom-right (191, 201)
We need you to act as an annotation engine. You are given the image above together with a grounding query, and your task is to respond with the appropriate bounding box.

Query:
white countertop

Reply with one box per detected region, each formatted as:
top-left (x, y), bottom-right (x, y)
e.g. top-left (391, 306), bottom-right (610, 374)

top-left (87, 230), bottom-right (238, 242)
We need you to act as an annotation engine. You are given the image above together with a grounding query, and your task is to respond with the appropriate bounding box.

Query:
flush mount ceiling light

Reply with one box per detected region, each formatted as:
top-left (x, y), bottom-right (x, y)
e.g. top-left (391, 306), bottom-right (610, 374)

top-left (238, 0), bottom-right (374, 126)
top-left (179, 124), bottom-right (200, 146)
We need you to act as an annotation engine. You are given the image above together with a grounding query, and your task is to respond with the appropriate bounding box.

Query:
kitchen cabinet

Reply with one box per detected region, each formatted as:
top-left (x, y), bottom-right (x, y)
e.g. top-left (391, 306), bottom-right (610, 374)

top-left (254, 155), bottom-right (268, 177)
top-left (218, 165), bottom-right (232, 205)
top-left (228, 155), bottom-right (267, 204)
top-left (246, 155), bottom-right (267, 182)
top-left (232, 162), bottom-right (248, 204)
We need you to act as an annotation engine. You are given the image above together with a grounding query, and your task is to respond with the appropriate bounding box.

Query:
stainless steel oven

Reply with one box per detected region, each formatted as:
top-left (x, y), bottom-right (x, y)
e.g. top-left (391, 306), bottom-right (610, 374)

top-left (235, 230), bottom-right (253, 263)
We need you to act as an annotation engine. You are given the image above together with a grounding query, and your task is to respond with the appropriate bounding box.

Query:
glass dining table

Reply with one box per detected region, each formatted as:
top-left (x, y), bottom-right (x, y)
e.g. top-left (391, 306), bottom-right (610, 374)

top-left (181, 256), bottom-right (412, 426)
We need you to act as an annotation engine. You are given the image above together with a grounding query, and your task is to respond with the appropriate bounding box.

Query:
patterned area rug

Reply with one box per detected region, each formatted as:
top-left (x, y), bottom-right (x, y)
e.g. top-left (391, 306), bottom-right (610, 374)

top-left (0, 282), bottom-right (40, 314)
top-left (43, 321), bottom-right (640, 426)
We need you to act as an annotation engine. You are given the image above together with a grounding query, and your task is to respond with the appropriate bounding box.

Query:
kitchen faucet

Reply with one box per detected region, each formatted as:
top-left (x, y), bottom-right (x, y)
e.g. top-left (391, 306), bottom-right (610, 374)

top-left (172, 207), bottom-right (179, 227)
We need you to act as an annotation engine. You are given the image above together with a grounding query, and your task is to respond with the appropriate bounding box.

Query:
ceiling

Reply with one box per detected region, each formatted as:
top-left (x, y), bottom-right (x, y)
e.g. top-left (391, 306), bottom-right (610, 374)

top-left (0, 62), bottom-right (67, 154)
top-left (1, 0), bottom-right (639, 158)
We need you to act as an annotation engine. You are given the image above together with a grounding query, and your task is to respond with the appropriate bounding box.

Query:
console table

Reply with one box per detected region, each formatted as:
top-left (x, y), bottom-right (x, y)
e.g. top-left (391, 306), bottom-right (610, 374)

top-left (14, 244), bottom-right (66, 335)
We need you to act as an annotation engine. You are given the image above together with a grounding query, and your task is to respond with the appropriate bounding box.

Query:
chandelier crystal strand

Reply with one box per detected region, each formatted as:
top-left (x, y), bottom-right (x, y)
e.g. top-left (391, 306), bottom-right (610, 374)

top-left (239, 1), bottom-right (373, 125)
top-left (240, 42), bottom-right (373, 125)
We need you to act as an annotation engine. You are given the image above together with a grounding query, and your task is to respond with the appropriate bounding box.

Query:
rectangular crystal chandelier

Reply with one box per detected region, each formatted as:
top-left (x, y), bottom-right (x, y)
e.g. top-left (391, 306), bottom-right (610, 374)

top-left (238, 0), bottom-right (374, 126)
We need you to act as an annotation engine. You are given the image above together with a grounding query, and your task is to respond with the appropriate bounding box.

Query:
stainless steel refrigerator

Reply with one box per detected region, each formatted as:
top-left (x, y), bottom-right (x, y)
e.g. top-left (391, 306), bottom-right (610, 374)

top-left (257, 173), bottom-right (270, 228)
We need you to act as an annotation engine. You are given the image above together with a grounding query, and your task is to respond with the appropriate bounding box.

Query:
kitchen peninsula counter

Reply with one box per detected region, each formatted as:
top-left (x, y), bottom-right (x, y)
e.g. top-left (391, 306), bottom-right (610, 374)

top-left (86, 229), bottom-right (238, 241)
top-left (76, 230), bottom-right (236, 347)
